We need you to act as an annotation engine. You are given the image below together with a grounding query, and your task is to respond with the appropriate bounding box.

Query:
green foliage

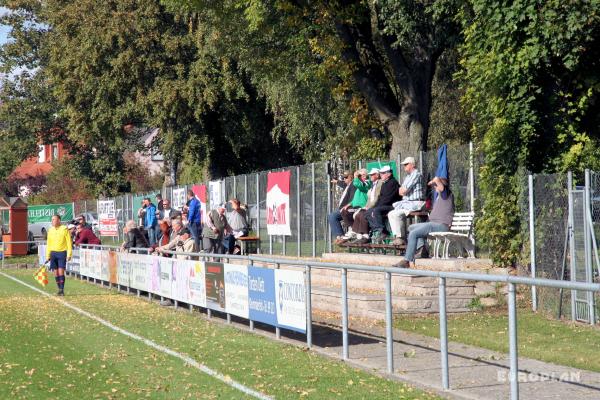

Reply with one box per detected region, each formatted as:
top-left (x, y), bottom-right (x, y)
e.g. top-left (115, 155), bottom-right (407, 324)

top-left (459, 1), bottom-right (600, 265)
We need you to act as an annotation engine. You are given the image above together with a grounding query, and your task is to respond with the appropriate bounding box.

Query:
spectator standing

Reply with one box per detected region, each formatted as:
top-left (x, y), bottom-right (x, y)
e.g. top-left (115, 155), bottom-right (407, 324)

top-left (186, 190), bottom-right (202, 249)
top-left (77, 214), bottom-right (92, 230)
top-left (393, 177), bottom-right (454, 268)
top-left (387, 157), bottom-right (425, 246)
top-left (156, 194), bottom-right (164, 212)
top-left (137, 201), bottom-right (146, 227)
top-left (143, 198), bottom-right (158, 245)
top-left (46, 215), bottom-right (72, 296)
top-left (121, 220), bottom-right (149, 252)
top-left (202, 203), bottom-right (232, 254)
top-left (158, 199), bottom-right (181, 224)
top-left (328, 171), bottom-right (357, 242)
top-left (74, 224), bottom-right (101, 246)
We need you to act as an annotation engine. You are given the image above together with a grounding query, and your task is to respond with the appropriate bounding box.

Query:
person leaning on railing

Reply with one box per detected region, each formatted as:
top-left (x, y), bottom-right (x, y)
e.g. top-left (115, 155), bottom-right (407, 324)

top-left (393, 176), bottom-right (454, 269)
top-left (121, 220), bottom-right (149, 253)
top-left (154, 219), bottom-right (184, 256)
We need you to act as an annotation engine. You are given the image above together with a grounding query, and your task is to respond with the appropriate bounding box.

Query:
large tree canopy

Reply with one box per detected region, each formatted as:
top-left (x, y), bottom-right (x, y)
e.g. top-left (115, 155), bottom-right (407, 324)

top-left (460, 0), bottom-right (600, 265)
top-left (164, 0), bottom-right (464, 157)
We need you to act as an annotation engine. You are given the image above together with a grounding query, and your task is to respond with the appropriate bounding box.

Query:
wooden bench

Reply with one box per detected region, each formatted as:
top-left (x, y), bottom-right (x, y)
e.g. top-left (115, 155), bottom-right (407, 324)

top-left (340, 241), bottom-right (406, 256)
top-left (428, 212), bottom-right (475, 258)
top-left (235, 236), bottom-right (260, 255)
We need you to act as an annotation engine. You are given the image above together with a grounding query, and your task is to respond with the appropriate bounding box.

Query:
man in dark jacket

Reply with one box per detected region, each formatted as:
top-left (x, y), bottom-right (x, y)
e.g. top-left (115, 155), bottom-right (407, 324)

top-left (327, 171), bottom-right (357, 240)
top-left (366, 165), bottom-right (401, 243)
top-left (121, 220), bottom-right (149, 253)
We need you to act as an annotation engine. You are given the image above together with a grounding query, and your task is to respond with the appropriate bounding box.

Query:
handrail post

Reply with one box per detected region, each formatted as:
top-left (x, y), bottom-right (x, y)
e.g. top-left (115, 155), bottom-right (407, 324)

top-left (276, 262), bottom-right (281, 339)
top-left (508, 282), bottom-right (519, 400)
top-left (342, 267), bottom-right (349, 360)
top-left (305, 265), bottom-right (312, 348)
top-left (385, 271), bottom-right (394, 374)
top-left (439, 277), bottom-right (449, 390)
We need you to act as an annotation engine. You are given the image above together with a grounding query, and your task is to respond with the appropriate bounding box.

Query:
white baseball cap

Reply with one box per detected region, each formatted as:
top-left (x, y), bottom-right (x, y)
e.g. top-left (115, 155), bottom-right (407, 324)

top-left (401, 156), bottom-right (416, 165)
top-left (368, 168), bottom-right (380, 175)
top-left (379, 165), bottom-right (392, 173)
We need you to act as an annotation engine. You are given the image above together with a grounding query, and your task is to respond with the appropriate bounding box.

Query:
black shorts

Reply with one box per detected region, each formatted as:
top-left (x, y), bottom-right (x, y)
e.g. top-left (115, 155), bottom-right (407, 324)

top-left (49, 251), bottom-right (67, 271)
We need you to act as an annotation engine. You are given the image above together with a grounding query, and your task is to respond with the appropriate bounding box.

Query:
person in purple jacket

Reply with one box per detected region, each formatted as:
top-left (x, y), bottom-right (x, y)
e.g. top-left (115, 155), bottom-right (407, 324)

top-left (74, 224), bottom-right (101, 246)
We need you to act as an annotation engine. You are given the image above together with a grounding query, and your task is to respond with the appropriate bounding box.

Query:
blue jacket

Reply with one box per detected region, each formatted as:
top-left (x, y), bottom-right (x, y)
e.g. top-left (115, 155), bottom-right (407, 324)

top-left (188, 197), bottom-right (201, 224)
top-left (145, 203), bottom-right (157, 227)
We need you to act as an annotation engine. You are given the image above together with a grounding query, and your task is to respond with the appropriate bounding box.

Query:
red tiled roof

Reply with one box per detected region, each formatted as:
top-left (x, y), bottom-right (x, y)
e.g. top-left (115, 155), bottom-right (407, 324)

top-left (10, 158), bottom-right (54, 180)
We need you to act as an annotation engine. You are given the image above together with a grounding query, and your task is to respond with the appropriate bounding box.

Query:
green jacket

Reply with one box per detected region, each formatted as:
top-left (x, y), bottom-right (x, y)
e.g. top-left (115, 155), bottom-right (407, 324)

top-left (350, 178), bottom-right (371, 208)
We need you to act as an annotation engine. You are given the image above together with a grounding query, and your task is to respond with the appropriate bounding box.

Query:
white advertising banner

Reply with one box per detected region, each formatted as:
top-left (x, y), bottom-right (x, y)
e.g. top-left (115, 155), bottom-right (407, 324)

top-left (130, 254), bottom-right (149, 292)
top-left (98, 199), bottom-right (118, 237)
top-left (171, 258), bottom-right (190, 304)
top-left (148, 256), bottom-right (161, 294)
top-left (172, 188), bottom-right (186, 211)
top-left (209, 181), bottom-right (223, 209)
top-left (274, 269), bottom-right (306, 333)
top-left (117, 252), bottom-right (132, 287)
top-left (187, 260), bottom-right (207, 308)
top-left (159, 257), bottom-right (173, 298)
top-left (224, 263), bottom-right (249, 319)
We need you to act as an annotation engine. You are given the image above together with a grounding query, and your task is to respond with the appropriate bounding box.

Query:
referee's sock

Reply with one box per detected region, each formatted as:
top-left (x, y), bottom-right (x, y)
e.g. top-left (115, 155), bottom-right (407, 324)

top-left (56, 275), bottom-right (65, 290)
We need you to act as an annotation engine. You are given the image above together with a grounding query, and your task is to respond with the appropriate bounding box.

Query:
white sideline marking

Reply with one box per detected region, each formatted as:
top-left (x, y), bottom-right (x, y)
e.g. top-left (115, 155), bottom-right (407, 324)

top-left (0, 271), bottom-right (273, 400)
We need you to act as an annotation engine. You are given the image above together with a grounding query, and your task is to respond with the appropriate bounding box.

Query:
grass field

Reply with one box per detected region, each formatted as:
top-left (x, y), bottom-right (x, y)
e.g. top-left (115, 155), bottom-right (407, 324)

top-left (394, 306), bottom-right (600, 372)
top-left (0, 269), bottom-right (439, 400)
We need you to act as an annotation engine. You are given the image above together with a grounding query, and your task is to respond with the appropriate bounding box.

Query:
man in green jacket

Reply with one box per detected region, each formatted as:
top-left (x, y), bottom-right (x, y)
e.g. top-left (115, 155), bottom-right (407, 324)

top-left (337, 168), bottom-right (379, 243)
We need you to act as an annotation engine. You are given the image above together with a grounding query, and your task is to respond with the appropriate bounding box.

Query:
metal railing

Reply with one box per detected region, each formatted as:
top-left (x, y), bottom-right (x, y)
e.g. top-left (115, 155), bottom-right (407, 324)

top-left (68, 244), bottom-right (600, 400)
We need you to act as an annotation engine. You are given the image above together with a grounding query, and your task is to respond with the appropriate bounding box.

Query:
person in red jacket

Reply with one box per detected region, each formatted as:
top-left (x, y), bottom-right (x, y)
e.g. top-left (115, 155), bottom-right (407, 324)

top-left (74, 223), bottom-right (102, 246)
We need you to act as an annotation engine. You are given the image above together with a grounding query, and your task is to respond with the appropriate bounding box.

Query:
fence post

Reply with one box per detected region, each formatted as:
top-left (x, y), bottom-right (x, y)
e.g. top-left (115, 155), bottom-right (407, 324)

top-left (469, 141), bottom-right (475, 212)
top-left (385, 271), bottom-right (393, 374)
top-left (297, 167), bottom-right (301, 257)
top-left (508, 282), bottom-right (519, 400)
top-left (439, 277), bottom-right (449, 390)
top-left (396, 152), bottom-right (402, 179)
top-left (233, 175), bottom-right (237, 199)
top-left (311, 163), bottom-right (316, 257)
top-left (418, 150), bottom-right (424, 175)
top-left (244, 174), bottom-right (248, 205)
top-left (568, 171), bottom-right (576, 321)
top-left (528, 174), bottom-right (537, 312)
top-left (341, 267), bottom-right (349, 360)
top-left (327, 162), bottom-right (332, 253)
top-left (585, 169), bottom-right (595, 324)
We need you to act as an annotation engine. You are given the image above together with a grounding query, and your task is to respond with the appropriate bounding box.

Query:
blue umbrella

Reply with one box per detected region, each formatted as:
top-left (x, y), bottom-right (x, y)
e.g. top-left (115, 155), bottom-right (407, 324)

top-left (434, 144), bottom-right (448, 200)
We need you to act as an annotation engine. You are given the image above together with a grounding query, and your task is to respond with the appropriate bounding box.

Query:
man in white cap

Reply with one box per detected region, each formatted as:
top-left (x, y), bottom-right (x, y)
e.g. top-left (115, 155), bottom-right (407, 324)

top-left (387, 156), bottom-right (425, 246)
top-left (347, 168), bottom-right (381, 244)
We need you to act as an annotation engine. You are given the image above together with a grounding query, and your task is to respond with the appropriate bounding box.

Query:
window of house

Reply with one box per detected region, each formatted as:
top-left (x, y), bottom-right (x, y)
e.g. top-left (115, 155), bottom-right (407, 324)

top-left (38, 145), bottom-right (46, 163)
top-left (52, 144), bottom-right (59, 161)
top-left (151, 146), bottom-right (164, 162)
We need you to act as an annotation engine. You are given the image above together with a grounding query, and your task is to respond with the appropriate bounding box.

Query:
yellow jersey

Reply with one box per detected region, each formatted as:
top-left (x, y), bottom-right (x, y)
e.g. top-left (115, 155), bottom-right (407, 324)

top-left (46, 225), bottom-right (73, 259)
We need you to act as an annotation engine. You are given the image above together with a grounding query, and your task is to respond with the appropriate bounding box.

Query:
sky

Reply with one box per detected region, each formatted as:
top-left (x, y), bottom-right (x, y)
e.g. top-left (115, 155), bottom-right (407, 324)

top-left (1, 7), bottom-right (10, 46)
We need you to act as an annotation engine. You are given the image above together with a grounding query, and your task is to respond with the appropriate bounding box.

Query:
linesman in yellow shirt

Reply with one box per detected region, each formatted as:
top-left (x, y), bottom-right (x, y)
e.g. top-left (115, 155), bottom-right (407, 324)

top-left (46, 214), bottom-right (72, 296)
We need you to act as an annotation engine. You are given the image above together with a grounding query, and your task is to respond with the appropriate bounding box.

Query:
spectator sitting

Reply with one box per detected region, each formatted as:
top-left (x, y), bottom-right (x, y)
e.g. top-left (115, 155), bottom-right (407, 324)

top-left (328, 170), bottom-right (356, 243)
top-left (223, 198), bottom-right (249, 254)
top-left (154, 220), bottom-right (171, 249)
top-left (74, 223), bottom-right (101, 246)
top-left (121, 220), bottom-right (149, 253)
top-left (393, 177), bottom-right (454, 268)
top-left (202, 203), bottom-right (232, 254)
top-left (67, 223), bottom-right (77, 242)
top-left (157, 199), bottom-right (181, 223)
top-left (346, 168), bottom-right (381, 244)
top-left (175, 227), bottom-right (196, 260)
top-left (387, 157), bottom-right (425, 246)
top-left (365, 165), bottom-right (401, 243)
top-left (337, 168), bottom-right (370, 244)
top-left (155, 219), bottom-right (184, 256)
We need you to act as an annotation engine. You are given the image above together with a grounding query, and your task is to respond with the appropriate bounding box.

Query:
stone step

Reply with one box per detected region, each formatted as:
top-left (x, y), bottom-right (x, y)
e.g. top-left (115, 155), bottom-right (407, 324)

top-left (311, 286), bottom-right (475, 319)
